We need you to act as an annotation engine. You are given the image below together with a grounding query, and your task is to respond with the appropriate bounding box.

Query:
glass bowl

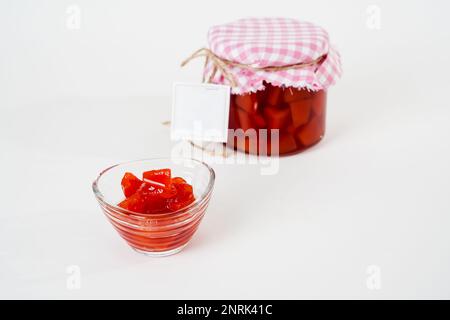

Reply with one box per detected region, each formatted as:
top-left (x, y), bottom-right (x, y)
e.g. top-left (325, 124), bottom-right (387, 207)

top-left (92, 158), bottom-right (215, 257)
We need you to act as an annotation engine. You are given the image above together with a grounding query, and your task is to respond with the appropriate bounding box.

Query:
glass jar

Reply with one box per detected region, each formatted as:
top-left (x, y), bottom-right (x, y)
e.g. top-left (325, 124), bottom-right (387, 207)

top-left (227, 82), bottom-right (326, 156)
top-left (181, 17), bottom-right (341, 156)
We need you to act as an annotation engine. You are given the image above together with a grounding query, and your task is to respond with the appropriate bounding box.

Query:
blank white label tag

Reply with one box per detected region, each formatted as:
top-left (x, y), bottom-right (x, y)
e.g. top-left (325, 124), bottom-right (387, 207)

top-left (171, 82), bottom-right (231, 142)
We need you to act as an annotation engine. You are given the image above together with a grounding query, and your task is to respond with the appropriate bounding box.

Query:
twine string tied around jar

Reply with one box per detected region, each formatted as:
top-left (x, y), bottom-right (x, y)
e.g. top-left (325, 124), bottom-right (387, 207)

top-left (181, 47), bottom-right (327, 87)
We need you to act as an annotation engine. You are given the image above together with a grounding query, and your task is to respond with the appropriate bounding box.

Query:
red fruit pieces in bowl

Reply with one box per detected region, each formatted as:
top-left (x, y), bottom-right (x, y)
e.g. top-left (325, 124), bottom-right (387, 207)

top-left (118, 193), bottom-right (147, 213)
top-left (167, 181), bottom-right (195, 211)
top-left (121, 172), bottom-right (143, 198)
top-left (171, 177), bottom-right (187, 184)
top-left (117, 169), bottom-right (195, 214)
top-left (142, 169), bottom-right (171, 189)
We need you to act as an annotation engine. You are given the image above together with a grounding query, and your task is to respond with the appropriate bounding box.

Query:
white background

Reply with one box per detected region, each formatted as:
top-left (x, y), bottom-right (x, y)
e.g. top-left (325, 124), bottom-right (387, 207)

top-left (1, 0), bottom-right (450, 299)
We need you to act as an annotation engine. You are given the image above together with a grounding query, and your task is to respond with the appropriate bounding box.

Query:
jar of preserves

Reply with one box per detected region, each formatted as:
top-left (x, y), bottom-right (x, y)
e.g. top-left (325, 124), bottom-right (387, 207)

top-left (182, 18), bottom-right (341, 156)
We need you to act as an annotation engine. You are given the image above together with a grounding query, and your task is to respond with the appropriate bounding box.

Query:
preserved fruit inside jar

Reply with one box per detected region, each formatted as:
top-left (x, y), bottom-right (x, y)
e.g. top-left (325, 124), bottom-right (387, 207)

top-left (227, 82), bottom-right (326, 155)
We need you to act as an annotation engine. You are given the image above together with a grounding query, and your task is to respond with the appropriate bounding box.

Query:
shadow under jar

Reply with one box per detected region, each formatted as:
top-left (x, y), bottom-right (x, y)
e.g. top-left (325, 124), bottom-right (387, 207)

top-left (228, 82), bottom-right (326, 156)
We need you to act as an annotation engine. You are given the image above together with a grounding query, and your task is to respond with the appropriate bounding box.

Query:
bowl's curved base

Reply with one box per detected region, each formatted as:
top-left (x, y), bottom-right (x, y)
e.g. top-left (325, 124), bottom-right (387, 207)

top-left (131, 244), bottom-right (188, 257)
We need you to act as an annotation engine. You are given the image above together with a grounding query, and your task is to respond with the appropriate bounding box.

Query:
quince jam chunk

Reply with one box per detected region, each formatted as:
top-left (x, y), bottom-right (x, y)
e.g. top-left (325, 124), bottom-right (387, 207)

top-left (227, 82), bottom-right (327, 155)
top-left (121, 172), bottom-right (143, 198)
top-left (118, 169), bottom-right (195, 214)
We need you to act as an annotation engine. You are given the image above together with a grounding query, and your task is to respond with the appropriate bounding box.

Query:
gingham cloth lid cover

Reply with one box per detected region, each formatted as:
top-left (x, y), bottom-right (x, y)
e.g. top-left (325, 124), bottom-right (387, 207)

top-left (206, 17), bottom-right (342, 94)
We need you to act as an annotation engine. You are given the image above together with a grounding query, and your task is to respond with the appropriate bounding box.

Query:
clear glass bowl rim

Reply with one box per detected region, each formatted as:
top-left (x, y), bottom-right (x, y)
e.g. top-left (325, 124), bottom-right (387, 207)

top-left (92, 157), bottom-right (215, 218)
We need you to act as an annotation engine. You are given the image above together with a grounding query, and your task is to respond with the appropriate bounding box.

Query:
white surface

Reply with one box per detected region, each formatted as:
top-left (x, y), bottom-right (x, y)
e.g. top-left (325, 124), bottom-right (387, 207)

top-left (1, 0), bottom-right (450, 299)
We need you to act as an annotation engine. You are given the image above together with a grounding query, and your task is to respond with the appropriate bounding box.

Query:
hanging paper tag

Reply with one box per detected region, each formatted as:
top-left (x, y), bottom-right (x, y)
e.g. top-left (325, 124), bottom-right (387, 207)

top-left (171, 82), bottom-right (231, 143)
